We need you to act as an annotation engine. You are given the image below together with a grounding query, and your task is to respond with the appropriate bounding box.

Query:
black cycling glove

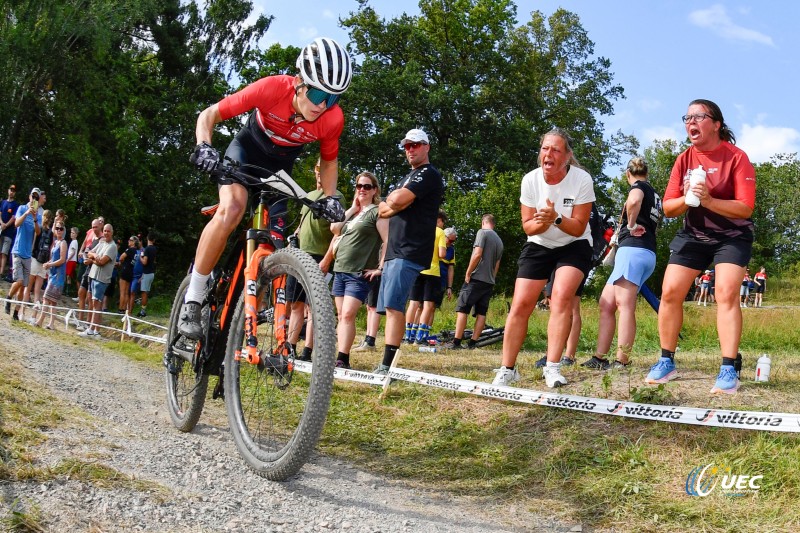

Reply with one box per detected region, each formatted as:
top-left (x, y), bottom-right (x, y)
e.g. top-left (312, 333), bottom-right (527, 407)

top-left (190, 142), bottom-right (220, 172)
top-left (317, 196), bottom-right (346, 223)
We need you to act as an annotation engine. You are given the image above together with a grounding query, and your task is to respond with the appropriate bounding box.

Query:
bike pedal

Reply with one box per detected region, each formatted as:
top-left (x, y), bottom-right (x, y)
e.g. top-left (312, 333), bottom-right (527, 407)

top-left (163, 353), bottom-right (179, 376)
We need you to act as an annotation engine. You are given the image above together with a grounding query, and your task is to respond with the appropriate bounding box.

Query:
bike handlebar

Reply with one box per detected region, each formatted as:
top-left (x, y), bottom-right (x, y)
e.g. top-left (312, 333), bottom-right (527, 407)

top-left (206, 159), bottom-right (344, 223)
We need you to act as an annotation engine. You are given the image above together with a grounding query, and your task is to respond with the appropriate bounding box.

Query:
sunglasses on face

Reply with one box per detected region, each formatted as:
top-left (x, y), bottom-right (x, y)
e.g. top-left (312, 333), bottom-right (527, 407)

top-left (355, 183), bottom-right (375, 191)
top-left (55, 227), bottom-right (64, 231)
top-left (304, 85), bottom-right (340, 107)
top-left (403, 142), bottom-right (426, 150)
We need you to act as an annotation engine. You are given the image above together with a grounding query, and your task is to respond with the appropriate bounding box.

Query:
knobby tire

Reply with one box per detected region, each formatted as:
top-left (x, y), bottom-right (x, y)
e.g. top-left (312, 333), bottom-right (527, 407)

top-left (164, 275), bottom-right (209, 432)
top-left (224, 247), bottom-right (336, 481)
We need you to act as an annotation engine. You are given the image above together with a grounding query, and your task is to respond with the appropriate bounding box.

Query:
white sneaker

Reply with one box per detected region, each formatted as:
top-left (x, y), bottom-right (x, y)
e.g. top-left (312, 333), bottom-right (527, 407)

top-left (492, 366), bottom-right (521, 386)
top-left (543, 364), bottom-right (568, 388)
top-left (352, 339), bottom-right (376, 352)
top-left (26, 317), bottom-right (37, 325)
top-left (78, 328), bottom-right (96, 337)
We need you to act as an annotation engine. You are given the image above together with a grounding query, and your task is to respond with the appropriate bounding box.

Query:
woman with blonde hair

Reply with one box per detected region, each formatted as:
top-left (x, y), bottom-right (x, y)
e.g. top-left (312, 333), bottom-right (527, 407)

top-left (328, 171), bottom-right (388, 369)
top-left (493, 127), bottom-right (595, 389)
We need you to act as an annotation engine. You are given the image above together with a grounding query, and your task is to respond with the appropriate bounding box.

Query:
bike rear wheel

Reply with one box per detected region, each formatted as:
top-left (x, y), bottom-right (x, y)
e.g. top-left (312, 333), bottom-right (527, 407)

top-left (224, 247), bottom-right (336, 480)
top-left (164, 275), bottom-right (210, 432)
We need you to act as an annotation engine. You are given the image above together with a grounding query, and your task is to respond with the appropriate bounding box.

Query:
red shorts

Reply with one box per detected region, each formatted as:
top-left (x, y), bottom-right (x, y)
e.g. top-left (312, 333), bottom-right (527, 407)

top-left (66, 260), bottom-right (77, 277)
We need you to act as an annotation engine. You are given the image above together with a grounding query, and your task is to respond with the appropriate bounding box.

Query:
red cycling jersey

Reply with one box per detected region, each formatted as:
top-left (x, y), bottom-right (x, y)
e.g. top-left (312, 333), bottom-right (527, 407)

top-left (217, 75), bottom-right (344, 161)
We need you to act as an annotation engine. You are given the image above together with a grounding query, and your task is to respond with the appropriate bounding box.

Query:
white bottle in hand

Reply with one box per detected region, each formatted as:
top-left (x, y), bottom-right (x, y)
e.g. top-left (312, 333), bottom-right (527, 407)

top-left (685, 165), bottom-right (706, 207)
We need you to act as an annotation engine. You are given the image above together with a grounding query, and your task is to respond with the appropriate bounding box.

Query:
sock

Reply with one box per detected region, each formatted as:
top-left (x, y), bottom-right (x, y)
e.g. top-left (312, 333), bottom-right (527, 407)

top-left (381, 345), bottom-right (399, 367)
top-left (405, 323), bottom-right (414, 341)
top-left (451, 337), bottom-right (462, 347)
top-left (416, 324), bottom-right (429, 342)
top-left (365, 335), bottom-right (376, 347)
top-left (185, 271), bottom-right (211, 304)
top-left (466, 338), bottom-right (477, 348)
top-left (409, 323), bottom-right (419, 341)
top-left (722, 357), bottom-right (736, 367)
top-left (661, 349), bottom-right (676, 360)
top-left (302, 346), bottom-right (313, 359)
top-left (338, 351), bottom-right (350, 366)
top-left (291, 343), bottom-right (297, 354)
top-left (546, 361), bottom-right (559, 368)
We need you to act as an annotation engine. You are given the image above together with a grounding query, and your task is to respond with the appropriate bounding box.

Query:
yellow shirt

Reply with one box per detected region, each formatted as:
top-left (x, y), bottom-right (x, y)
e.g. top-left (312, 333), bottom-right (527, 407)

top-left (420, 227), bottom-right (446, 276)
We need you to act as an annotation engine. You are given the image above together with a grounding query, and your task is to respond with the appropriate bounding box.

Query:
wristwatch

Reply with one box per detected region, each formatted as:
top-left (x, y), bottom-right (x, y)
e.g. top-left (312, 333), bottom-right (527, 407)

top-left (554, 214), bottom-right (563, 226)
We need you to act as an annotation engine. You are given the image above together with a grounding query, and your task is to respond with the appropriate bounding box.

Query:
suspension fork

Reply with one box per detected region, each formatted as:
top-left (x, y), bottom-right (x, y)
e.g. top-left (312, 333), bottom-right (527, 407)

top-left (241, 198), bottom-right (289, 366)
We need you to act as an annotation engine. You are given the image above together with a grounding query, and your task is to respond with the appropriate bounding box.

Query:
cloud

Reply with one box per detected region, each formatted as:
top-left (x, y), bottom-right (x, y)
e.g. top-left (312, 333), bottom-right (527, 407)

top-left (637, 99), bottom-right (663, 113)
top-left (688, 4), bottom-right (775, 47)
top-left (739, 124), bottom-right (800, 163)
top-left (322, 9), bottom-right (336, 20)
top-left (640, 126), bottom-right (683, 146)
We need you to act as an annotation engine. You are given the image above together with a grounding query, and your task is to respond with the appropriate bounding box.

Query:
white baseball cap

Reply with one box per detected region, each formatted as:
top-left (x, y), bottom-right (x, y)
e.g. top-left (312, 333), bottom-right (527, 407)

top-left (399, 128), bottom-right (430, 148)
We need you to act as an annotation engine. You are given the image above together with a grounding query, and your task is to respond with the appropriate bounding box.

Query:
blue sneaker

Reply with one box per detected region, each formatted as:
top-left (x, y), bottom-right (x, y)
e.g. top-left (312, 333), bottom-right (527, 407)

top-left (644, 357), bottom-right (677, 384)
top-left (710, 365), bottom-right (739, 395)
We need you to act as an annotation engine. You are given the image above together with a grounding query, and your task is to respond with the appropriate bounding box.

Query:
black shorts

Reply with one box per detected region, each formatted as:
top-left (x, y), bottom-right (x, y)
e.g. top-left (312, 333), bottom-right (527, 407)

top-left (544, 269), bottom-right (586, 297)
top-left (366, 275), bottom-right (381, 308)
top-left (667, 233), bottom-right (752, 270)
top-left (455, 279), bottom-right (494, 316)
top-left (80, 271), bottom-right (91, 290)
top-left (409, 273), bottom-right (442, 303)
top-left (516, 239), bottom-right (593, 281)
top-left (755, 284), bottom-right (765, 294)
top-left (286, 253), bottom-right (324, 303)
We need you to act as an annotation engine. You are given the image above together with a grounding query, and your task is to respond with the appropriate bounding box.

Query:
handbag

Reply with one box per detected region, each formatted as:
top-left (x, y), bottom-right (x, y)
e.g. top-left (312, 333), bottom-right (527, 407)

top-left (601, 208), bottom-right (626, 268)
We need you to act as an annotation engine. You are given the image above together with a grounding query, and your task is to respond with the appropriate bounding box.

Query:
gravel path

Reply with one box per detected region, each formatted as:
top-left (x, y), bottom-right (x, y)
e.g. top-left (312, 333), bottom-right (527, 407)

top-left (0, 315), bottom-right (573, 532)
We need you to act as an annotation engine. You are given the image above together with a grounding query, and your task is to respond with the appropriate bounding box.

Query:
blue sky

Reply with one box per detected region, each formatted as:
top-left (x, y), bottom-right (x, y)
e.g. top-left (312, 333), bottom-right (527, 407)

top-left (253, 0), bottom-right (800, 172)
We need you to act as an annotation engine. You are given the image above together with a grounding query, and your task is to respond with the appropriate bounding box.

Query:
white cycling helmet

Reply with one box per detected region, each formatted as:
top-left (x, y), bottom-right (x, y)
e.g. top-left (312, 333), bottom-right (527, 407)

top-left (296, 38), bottom-right (352, 95)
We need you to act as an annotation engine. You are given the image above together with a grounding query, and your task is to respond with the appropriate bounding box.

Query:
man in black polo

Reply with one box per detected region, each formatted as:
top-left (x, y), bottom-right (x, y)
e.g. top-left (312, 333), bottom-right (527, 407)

top-left (375, 129), bottom-right (444, 373)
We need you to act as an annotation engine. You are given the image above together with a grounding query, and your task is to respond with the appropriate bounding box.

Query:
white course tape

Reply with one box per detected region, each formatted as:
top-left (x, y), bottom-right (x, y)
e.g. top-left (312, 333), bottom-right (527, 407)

top-left (310, 364), bottom-right (800, 433)
top-left (7, 295), bottom-right (792, 432)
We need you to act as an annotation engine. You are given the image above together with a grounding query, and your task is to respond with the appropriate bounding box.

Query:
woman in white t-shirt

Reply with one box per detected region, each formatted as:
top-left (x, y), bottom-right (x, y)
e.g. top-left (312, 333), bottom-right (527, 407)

top-left (492, 128), bottom-right (595, 389)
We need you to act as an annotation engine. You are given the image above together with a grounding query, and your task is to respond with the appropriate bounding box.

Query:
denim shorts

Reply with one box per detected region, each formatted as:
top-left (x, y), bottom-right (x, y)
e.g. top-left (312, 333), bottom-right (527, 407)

top-left (377, 258), bottom-right (424, 314)
top-left (332, 272), bottom-right (370, 302)
top-left (90, 279), bottom-right (108, 301)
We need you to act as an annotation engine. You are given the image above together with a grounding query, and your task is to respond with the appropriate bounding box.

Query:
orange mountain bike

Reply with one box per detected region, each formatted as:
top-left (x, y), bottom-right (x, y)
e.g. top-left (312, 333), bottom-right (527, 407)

top-left (164, 158), bottom-right (337, 480)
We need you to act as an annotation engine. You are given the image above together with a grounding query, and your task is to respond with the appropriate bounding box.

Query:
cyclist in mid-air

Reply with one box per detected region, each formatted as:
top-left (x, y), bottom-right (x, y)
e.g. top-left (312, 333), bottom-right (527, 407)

top-left (180, 38), bottom-right (352, 339)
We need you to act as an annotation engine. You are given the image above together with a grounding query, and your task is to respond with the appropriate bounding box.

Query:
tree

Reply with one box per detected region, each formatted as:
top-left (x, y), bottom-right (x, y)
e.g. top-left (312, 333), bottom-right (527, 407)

top-left (340, 0), bottom-right (632, 194)
top-left (0, 0), bottom-right (271, 290)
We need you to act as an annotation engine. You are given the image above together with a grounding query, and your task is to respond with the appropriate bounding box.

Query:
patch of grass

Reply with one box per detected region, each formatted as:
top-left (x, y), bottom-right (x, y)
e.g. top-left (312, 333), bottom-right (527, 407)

top-left (1, 499), bottom-right (45, 533)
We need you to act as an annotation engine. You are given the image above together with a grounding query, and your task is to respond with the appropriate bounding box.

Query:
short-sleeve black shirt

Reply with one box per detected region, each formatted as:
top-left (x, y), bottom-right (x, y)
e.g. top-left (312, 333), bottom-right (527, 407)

top-left (385, 164), bottom-right (444, 267)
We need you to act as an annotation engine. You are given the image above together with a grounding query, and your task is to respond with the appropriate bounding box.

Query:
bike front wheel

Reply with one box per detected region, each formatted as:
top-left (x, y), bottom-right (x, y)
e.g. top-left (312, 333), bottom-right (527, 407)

top-left (224, 247), bottom-right (336, 480)
top-left (164, 274), bottom-right (210, 432)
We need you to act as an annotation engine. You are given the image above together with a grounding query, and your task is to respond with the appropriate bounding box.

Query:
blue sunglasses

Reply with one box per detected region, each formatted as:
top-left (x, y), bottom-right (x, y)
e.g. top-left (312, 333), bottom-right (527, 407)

top-left (305, 85), bottom-right (341, 107)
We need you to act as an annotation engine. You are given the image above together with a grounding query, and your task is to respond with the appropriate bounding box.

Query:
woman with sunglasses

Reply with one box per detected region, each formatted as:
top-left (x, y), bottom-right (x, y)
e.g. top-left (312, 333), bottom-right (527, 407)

top-left (180, 38), bottom-right (353, 340)
top-left (328, 172), bottom-right (388, 369)
top-left (34, 221), bottom-right (68, 329)
top-left (646, 99), bottom-right (755, 395)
